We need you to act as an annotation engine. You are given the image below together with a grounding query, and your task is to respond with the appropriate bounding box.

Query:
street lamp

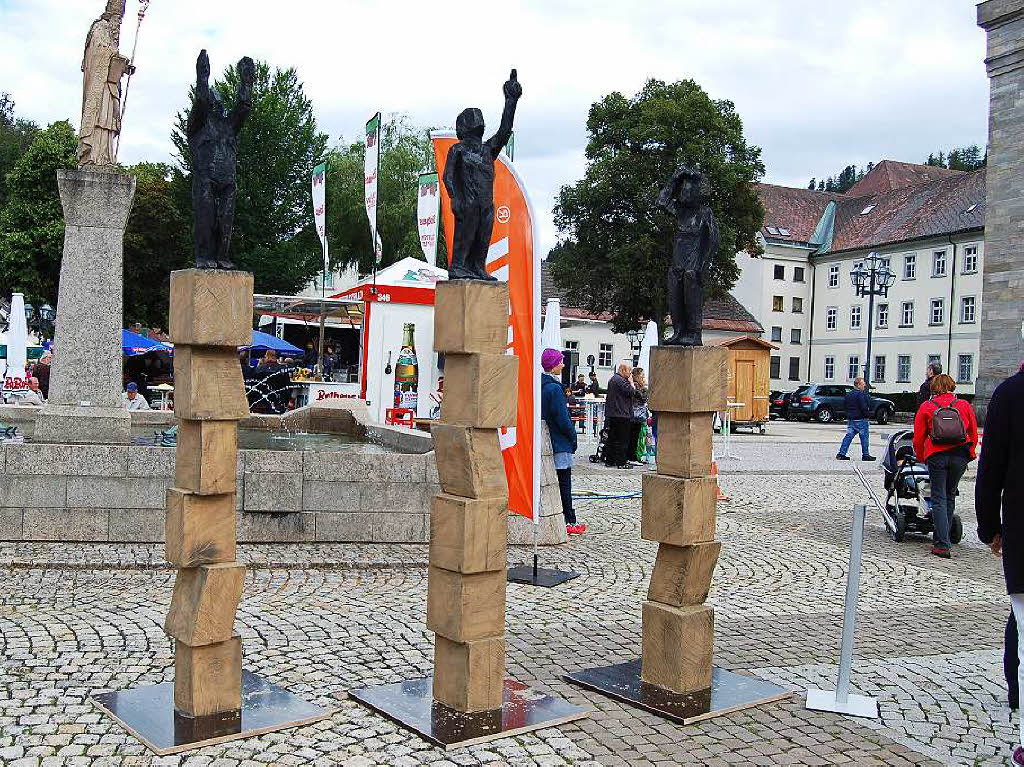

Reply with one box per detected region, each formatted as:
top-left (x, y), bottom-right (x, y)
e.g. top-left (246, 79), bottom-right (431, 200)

top-left (626, 328), bottom-right (644, 366)
top-left (23, 302), bottom-right (56, 342)
top-left (850, 252), bottom-right (896, 388)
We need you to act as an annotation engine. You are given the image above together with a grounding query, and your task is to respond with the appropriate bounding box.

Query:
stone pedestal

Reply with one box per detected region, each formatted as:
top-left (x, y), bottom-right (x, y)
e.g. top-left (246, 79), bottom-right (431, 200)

top-left (35, 169), bottom-right (136, 444)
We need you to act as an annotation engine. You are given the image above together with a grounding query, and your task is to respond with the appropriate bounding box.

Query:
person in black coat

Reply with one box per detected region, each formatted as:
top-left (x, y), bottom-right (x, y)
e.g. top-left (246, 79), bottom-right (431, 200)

top-left (604, 361), bottom-right (640, 468)
top-left (976, 367), bottom-right (1024, 760)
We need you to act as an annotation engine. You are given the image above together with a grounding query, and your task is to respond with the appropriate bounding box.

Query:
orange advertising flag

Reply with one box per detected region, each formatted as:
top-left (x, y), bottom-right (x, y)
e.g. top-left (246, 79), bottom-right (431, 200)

top-left (432, 132), bottom-right (540, 522)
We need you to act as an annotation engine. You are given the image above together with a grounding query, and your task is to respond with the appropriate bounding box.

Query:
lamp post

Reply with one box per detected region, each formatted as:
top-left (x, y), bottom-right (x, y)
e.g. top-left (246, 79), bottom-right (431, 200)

top-left (626, 328), bottom-right (644, 366)
top-left (850, 252), bottom-right (896, 388)
top-left (24, 302), bottom-right (56, 343)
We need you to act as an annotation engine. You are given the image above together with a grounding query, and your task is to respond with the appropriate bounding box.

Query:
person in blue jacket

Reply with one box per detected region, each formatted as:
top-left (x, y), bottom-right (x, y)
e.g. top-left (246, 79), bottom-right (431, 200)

top-left (541, 348), bottom-right (585, 536)
top-left (836, 377), bottom-right (876, 461)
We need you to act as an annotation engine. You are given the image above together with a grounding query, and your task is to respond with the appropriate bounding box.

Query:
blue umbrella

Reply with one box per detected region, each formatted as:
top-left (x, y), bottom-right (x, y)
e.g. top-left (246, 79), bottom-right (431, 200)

top-left (247, 330), bottom-right (302, 354)
top-left (122, 329), bottom-right (165, 357)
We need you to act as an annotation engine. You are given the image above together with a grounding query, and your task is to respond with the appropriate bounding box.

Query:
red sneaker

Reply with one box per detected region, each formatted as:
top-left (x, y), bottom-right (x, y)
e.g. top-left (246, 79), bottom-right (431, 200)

top-left (931, 546), bottom-right (951, 559)
top-left (569, 523), bottom-right (587, 535)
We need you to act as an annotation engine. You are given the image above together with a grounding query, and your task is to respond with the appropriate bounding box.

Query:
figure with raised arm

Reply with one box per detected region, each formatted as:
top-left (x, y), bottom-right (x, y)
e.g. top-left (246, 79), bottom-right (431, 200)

top-left (78, 0), bottom-right (133, 167)
top-left (657, 166), bottom-right (720, 346)
top-left (187, 50), bottom-right (255, 269)
top-left (442, 69), bottom-right (522, 281)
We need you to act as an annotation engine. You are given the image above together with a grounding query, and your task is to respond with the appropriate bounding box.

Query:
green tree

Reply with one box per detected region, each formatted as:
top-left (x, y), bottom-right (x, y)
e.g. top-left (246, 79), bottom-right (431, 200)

top-left (171, 59), bottom-right (329, 294)
top-left (322, 116), bottom-right (447, 275)
top-left (548, 79), bottom-right (764, 336)
top-left (926, 144), bottom-right (986, 171)
top-left (0, 93), bottom-right (41, 209)
top-left (0, 120), bottom-right (76, 304)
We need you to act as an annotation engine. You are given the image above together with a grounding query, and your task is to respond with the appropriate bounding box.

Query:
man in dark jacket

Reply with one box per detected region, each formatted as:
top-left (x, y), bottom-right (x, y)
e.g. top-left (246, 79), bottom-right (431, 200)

top-left (604, 361), bottom-right (639, 468)
top-left (977, 366), bottom-right (1024, 762)
top-left (836, 378), bottom-right (876, 461)
top-left (917, 362), bottom-right (942, 409)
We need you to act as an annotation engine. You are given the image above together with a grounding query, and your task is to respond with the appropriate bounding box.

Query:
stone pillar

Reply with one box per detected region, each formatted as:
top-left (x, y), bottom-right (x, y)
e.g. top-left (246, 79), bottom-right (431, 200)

top-left (35, 169), bottom-right (135, 444)
top-left (427, 281), bottom-right (518, 712)
top-left (975, 0), bottom-right (1024, 422)
top-left (640, 346), bottom-right (727, 693)
top-left (163, 269), bottom-right (253, 719)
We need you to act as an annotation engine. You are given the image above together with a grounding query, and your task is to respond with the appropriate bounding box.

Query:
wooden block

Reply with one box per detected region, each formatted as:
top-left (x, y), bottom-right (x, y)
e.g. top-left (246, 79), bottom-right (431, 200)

top-left (434, 281), bottom-right (509, 354)
top-left (174, 636), bottom-right (242, 717)
top-left (174, 346), bottom-right (249, 421)
top-left (432, 635), bottom-right (505, 712)
top-left (656, 413), bottom-right (713, 478)
top-left (431, 425), bottom-right (508, 498)
top-left (641, 474), bottom-right (716, 545)
top-left (175, 420), bottom-right (238, 495)
top-left (441, 354), bottom-right (518, 428)
top-left (647, 541), bottom-right (722, 607)
top-left (649, 346), bottom-right (728, 413)
top-left (426, 566), bottom-right (506, 642)
top-left (641, 602), bottom-right (714, 692)
top-left (170, 269), bottom-right (254, 347)
top-left (165, 488), bottom-right (236, 567)
top-left (430, 493), bottom-right (507, 573)
top-left (165, 562), bottom-right (245, 646)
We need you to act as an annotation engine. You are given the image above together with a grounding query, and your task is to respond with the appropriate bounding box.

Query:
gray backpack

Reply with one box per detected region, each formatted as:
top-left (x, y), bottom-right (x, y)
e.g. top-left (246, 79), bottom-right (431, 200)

top-left (931, 397), bottom-right (967, 445)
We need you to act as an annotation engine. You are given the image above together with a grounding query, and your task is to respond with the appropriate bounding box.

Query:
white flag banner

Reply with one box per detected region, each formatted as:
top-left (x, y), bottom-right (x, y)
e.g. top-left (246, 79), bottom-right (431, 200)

top-left (5, 292), bottom-right (28, 394)
top-left (365, 112), bottom-right (382, 263)
top-left (311, 161), bottom-right (328, 274)
top-left (416, 172), bottom-right (440, 263)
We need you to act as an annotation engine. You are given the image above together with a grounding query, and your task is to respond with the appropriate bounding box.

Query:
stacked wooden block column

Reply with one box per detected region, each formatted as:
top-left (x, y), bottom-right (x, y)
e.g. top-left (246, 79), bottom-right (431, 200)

top-left (640, 345), bottom-right (728, 693)
top-left (164, 269), bottom-right (253, 718)
top-left (428, 281), bottom-right (518, 712)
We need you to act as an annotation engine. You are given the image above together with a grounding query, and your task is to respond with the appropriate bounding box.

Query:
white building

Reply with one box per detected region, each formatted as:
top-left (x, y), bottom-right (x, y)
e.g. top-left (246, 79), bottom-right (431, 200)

top-left (733, 161), bottom-right (985, 395)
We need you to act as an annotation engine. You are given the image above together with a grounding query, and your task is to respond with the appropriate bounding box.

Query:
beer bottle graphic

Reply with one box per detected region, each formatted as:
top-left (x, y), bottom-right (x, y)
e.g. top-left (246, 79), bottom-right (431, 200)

top-left (394, 323), bottom-right (419, 409)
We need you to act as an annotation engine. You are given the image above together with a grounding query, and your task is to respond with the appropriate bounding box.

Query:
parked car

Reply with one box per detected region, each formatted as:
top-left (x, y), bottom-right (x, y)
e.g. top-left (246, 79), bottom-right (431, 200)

top-left (787, 383), bottom-right (896, 425)
top-left (769, 390), bottom-right (791, 420)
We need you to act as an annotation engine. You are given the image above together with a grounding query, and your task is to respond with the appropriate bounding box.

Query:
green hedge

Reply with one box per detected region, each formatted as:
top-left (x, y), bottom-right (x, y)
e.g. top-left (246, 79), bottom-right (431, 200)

top-left (883, 390), bottom-right (975, 414)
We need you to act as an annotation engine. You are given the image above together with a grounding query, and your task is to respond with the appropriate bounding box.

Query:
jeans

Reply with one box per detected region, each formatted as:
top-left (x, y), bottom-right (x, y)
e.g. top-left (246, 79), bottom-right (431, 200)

top-left (838, 418), bottom-right (870, 457)
top-left (1008, 609), bottom-right (1019, 710)
top-left (556, 468), bottom-right (575, 525)
top-left (1012, 596), bottom-right (1024, 745)
top-left (605, 417), bottom-right (632, 466)
top-left (926, 450), bottom-right (968, 549)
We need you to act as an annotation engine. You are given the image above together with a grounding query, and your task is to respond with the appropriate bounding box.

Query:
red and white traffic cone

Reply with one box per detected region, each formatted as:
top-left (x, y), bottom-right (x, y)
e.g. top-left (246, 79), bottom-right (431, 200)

top-left (711, 460), bottom-right (731, 502)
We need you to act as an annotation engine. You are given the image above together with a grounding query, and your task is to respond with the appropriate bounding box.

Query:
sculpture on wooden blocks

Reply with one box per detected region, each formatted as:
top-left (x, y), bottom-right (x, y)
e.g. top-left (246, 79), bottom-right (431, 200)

top-left (188, 50), bottom-right (254, 269)
top-left (657, 167), bottom-right (720, 347)
top-left (78, 0), bottom-right (133, 167)
top-left (442, 69), bottom-right (521, 281)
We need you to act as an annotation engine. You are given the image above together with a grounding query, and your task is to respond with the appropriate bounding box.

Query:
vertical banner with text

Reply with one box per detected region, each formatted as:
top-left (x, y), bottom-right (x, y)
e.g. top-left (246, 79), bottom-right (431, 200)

top-left (417, 172), bottom-right (440, 263)
top-left (432, 131), bottom-right (540, 523)
top-left (364, 112), bottom-right (382, 263)
top-left (311, 162), bottom-right (329, 276)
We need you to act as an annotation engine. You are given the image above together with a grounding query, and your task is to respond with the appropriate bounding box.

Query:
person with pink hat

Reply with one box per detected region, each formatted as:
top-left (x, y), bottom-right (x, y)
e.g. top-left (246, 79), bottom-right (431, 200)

top-left (541, 347), bottom-right (586, 536)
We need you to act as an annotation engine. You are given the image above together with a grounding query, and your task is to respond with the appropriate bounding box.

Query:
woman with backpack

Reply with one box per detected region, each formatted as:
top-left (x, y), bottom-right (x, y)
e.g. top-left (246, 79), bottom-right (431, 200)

top-left (913, 373), bottom-right (979, 559)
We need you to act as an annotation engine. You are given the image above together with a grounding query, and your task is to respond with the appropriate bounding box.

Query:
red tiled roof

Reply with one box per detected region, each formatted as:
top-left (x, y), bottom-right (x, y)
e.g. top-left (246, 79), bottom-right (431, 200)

top-left (846, 160), bottom-right (966, 197)
top-left (756, 184), bottom-right (842, 244)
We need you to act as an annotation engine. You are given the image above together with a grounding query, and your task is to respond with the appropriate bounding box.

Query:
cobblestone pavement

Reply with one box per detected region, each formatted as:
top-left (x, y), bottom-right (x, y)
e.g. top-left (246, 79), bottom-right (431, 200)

top-left (0, 422), bottom-right (1013, 765)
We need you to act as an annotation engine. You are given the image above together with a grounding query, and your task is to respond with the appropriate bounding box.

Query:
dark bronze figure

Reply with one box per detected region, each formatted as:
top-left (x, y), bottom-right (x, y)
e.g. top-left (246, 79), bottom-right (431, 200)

top-left (442, 69), bottom-right (522, 281)
top-left (657, 167), bottom-right (720, 346)
top-left (188, 50), bottom-right (254, 269)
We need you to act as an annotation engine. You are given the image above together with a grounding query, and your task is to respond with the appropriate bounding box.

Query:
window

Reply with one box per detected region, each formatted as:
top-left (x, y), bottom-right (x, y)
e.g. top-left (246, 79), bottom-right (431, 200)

top-left (877, 303), bottom-right (889, 329)
top-left (794, 267), bottom-right (805, 283)
top-left (932, 250), bottom-right (947, 277)
top-left (770, 326), bottom-right (783, 343)
top-left (963, 245), bottom-right (979, 274)
top-left (773, 264), bottom-right (785, 280)
top-left (824, 356), bottom-right (835, 380)
top-left (850, 305), bottom-right (862, 329)
top-left (826, 307), bottom-right (837, 331)
top-left (769, 355), bottom-right (781, 379)
top-left (960, 296), bottom-right (976, 324)
top-left (897, 355), bottom-right (912, 383)
top-left (563, 340), bottom-right (579, 352)
top-left (879, 257), bottom-right (891, 272)
top-left (930, 298), bottom-right (945, 325)
top-left (928, 354), bottom-right (942, 370)
top-left (766, 226), bottom-right (780, 236)
top-left (791, 328), bottom-right (802, 344)
top-left (874, 355), bottom-right (886, 383)
top-left (792, 297), bottom-right (803, 314)
top-left (598, 343), bottom-right (613, 368)
top-left (903, 253), bottom-right (917, 280)
top-left (958, 354), bottom-right (973, 384)
top-left (788, 357), bottom-right (800, 381)
top-left (772, 295), bottom-right (784, 312)
top-left (848, 355), bottom-right (860, 380)
top-left (778, 227), bottom-right (791, 236)
top-left (901, 301), bottom-right (914, 327)
top-left (828, 264), bottom-right (840, 288)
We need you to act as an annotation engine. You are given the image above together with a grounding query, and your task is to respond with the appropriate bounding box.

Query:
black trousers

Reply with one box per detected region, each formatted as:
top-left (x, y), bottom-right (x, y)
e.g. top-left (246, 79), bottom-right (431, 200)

top-left (605, 416), bottom-right (632, 466)
top-left (1008, 609), bottom-right (1019, 709)
top-left (556, 468), bottom-right (576, 525)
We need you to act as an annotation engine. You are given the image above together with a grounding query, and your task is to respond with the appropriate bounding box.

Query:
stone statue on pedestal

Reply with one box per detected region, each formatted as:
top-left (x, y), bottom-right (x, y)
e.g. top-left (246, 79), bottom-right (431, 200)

top-left (657, 167), bottom-right (720, 347)
top-left (442, 69), bottom-right (522, 281)
top-left (187, 50), bottom-right (255, 270)
top-left (78, 0), bottom-right (133, 168)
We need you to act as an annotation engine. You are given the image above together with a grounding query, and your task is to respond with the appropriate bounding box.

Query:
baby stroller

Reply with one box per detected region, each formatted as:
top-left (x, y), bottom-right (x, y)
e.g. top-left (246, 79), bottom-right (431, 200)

top-left (881, 429), bottom-right (963, 544)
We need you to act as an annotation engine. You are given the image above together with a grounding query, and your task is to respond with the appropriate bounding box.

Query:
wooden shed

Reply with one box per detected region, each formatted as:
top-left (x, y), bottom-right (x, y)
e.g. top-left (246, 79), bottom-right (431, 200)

top-left (717, 336), bottom-right (777, 428)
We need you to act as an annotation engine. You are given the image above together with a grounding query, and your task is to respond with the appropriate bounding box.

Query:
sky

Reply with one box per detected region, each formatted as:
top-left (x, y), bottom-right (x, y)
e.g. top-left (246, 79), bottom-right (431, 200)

top-left (0, 0), bottom-right (990, 256)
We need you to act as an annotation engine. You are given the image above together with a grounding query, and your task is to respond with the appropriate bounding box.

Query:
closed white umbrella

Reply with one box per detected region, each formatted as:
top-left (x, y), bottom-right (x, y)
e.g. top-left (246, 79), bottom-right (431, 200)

top-left (638, 320), bottom-right (658, 377)
top-left (541, 298), bottom-right (562, 351)
top-left (6, 293), bottom-right (28, 388)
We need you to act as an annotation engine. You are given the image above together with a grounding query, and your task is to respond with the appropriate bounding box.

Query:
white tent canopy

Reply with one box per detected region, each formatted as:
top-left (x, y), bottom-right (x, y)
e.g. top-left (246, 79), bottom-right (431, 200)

top-left (5, 293), bottom-right (27, 386)
top-left (541, 298), bottom-right (562, 351)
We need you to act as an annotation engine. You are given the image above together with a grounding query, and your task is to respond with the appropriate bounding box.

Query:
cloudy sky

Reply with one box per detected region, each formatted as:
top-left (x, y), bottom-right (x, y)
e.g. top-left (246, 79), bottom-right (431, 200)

top-left (0, 0), bottom-right (989, 254)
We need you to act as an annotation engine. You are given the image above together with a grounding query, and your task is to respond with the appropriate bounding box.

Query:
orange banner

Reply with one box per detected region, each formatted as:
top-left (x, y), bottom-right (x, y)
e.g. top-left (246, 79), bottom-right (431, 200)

top-left (432, 133), bottom-right (540, 522)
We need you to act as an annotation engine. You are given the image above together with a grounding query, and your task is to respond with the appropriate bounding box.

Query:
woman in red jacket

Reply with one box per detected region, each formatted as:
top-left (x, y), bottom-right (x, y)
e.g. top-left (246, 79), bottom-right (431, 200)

top-left (913, 374), bottom-right (979, 558)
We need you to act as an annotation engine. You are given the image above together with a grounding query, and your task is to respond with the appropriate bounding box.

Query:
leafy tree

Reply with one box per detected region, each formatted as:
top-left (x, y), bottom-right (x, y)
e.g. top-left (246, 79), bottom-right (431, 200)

top-left (0, 93), bottom-right (41, 209)
top-left (0, 120), bottom-right (76, 304)
top-left (171, 59), bottom-right (329, 294)
top-left (926, 144), bottom-right (986, 171)
top-left (322, 115), bottom-right (448, 275)
top-left (549, 79), bottom-right (764, 336)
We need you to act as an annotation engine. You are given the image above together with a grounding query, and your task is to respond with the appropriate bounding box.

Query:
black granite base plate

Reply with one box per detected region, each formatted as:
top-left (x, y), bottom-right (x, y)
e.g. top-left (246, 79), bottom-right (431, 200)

top-left (565, 659), bottom-right (791, 724)
top-left (507, 565), bottom-right (581, 587)
top-left (349, 676), bottom-right (589, 750)
top-left (91, 670), bottom-right (334, 755)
